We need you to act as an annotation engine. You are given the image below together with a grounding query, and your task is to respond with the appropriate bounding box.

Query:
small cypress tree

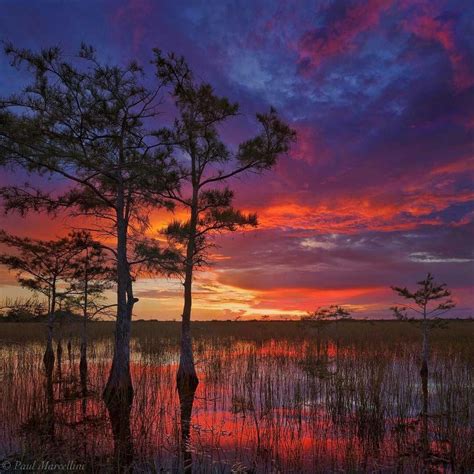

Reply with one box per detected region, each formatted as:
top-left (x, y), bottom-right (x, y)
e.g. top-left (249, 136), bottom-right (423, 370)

top-left (0, 230), bottom-right (87, 371)
top-left (391, 273), bottom-right (455, 378)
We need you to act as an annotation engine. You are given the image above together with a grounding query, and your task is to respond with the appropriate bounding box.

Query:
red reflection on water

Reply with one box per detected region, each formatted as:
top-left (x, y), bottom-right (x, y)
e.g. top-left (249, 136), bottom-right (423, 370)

top-left (0, 337), bottom-right (466, 472)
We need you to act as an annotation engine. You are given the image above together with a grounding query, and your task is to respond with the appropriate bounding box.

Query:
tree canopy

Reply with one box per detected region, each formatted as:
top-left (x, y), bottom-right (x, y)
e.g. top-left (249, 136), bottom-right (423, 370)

top-left (391, 273), bottom-right (456, 322)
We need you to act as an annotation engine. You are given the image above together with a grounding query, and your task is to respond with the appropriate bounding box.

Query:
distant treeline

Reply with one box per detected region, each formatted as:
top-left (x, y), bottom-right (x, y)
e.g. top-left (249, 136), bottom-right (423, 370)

top-left (0, 304), bottom-right (84, 323)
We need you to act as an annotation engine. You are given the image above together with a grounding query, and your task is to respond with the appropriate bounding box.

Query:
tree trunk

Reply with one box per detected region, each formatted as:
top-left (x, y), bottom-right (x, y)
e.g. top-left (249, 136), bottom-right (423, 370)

top-left (43, 286), bottom-right (55, 374)
top-left (80, 342), bottom-right (88, 384)
top-left (80, 258), bottom-right (89, 384)
top-left (177, 191), bottom-right (199, 392)
top-left (420, 313), bottom-right (430, 459)
top-left (67, 339), bottom-right (72, 365)
top-left (103, 214), bottom-right (134, 408)
top-left (316, 327), bottom-right (321, 361)
top-left (80, 319), bottom-right (88, 416)
top-left (56, 313), bottom-right (63, 380)
top-left (178, 269), bottom-right (199, 391)
top-left (420, 320), bottom-right (429, 379)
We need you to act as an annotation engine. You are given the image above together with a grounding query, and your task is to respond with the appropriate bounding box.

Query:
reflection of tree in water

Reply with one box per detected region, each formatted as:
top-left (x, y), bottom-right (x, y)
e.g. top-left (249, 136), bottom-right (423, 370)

top-left (56, 339), bottom-right (63, 383)
top-left (178, 384), bottom-right (197, 473)
top-left (5, 325), bottom-right (471, 472)
top-left (19, 339), bottom-right (108, 470)
top-left (106, 397), bottom-right (134, 473)
top-left (420, 367), bottom-right (429, 464)
top-left (45, 353), bottom-right (55, 441)
top-left (80, 357), bottom-right (88, 419)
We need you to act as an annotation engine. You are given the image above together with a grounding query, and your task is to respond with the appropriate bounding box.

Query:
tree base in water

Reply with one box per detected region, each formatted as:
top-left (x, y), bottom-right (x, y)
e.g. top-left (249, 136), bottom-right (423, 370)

top-left (105, 391), bottom-right (134, 473)
top-left (177, 369), bottom-right (199, 393)
top-left (420, 361), bottom-right (428, 377)
top-left (103, 378), bottom-right (134, 409)
top-left (43, 345), bottom-right (55, 374)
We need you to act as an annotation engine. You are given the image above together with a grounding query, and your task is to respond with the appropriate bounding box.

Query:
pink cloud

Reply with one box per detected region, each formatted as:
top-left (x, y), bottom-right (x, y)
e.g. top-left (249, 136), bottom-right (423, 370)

top-left (401, 0), bottom-right (474, 91)
top-left (297, 0), bottom-right (393, 72)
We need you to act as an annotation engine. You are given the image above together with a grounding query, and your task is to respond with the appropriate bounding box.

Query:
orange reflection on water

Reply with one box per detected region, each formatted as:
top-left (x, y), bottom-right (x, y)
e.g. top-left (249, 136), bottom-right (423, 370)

top-left (0, 333), bottom-right (470, 472)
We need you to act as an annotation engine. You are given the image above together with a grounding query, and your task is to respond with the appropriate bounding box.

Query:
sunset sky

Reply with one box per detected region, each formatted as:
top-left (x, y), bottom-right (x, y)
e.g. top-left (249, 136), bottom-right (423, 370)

top-left (0, 0), bottom-right (473, 319)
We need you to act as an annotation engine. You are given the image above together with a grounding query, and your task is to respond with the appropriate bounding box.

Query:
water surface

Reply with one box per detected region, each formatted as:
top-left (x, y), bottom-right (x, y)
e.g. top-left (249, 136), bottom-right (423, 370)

top-left (0, 321), bottom-right (472, 472)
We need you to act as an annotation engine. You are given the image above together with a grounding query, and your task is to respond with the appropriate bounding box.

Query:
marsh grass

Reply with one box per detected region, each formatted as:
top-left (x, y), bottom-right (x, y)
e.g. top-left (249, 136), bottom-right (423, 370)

top-left (0, 321), bottom-right (472, 472)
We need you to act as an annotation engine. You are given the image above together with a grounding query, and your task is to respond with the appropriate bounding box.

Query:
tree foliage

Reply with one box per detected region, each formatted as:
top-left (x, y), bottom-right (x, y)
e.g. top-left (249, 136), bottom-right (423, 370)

top-left (301, 305), bottom-right (352, 328)
top-left (0, 43), bottom-right (179, 275)
top-left (391, 273), bottom-right (455, 327)
top-left (0, 230), bottom-right (87, 306)
top-left (67, 231), bottom-right (115, 320)
top-left (153, 49), bottom-right (296, 271)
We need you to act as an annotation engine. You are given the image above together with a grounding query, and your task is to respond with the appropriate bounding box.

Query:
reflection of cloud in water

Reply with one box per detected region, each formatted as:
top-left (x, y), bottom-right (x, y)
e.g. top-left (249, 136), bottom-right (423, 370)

top-left (0, 328), bottom-right (471, 472)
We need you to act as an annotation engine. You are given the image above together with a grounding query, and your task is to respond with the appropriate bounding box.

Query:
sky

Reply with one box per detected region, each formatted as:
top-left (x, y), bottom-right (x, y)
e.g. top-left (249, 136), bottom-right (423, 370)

top-left (0, 0), bottom-right (473, 320)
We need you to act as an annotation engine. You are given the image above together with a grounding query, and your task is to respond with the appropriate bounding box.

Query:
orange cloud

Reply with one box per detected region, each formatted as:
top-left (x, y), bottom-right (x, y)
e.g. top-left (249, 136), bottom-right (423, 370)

top-left (251, 191), bottom-right (471, 233)
top-left (250, 286), bottom-right (386, 312)
top-left (245, 154), bottom-right (474, 233)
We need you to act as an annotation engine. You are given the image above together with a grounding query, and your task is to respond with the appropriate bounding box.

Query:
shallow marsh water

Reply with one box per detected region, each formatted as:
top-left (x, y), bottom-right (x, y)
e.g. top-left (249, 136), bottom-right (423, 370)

top-left (0, 321), bottom-right (472, 473)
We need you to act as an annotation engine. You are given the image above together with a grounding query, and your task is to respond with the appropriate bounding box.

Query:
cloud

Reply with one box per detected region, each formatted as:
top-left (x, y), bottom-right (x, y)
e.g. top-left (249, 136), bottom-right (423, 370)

top-left (400, 0), bottom-right (474, 91)
top-left (409, 252), bottom-right (473, 263)
top-left (297, 0), bottom-right (394, 73)
top-left (1, 0), bottom-right (473, 319)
